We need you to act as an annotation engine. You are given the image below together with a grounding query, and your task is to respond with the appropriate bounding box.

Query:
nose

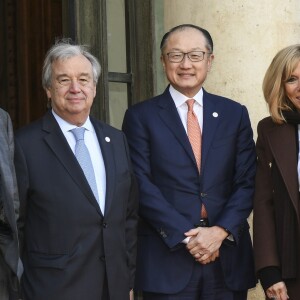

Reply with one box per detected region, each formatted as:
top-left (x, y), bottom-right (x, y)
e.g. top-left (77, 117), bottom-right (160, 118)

top-left (69, 80), bottom-right (81, 92)
top-left (180, 54), bottom-right (192, 67)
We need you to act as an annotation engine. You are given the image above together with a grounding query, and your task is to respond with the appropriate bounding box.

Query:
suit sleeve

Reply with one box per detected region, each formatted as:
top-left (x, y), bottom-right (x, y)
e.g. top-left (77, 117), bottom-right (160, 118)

top-left (122, 133), bottom-right (139, 288)
top-left (14, 137), bottom-right (29, 255)
top-left (1, 112), bottom-right (20, 227)
top-left (214, 106), bottom-right (256, 243)
top-left (122, 108), bottom-right (194, 250)
top-left (0, 111), bottom-right (21, 276)
top-left (6, 113), bottom-right (20, 225)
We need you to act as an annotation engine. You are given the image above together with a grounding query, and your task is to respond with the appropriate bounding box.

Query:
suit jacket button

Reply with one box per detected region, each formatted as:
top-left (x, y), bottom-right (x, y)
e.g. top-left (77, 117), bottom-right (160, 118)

top-left (102, 222), bottom-right (107, 228)
top-left (99, 255), bottom-right (105, 261)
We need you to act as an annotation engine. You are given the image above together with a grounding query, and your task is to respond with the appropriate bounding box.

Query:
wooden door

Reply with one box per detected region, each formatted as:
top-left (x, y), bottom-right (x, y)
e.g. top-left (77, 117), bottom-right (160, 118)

top-left (0, 0), bottom-right (62, 129)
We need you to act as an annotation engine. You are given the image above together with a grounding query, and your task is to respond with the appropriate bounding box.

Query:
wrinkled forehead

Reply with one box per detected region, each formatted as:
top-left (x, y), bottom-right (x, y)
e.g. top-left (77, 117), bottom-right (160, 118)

top-left (51, 55), bottom-right (93, 74)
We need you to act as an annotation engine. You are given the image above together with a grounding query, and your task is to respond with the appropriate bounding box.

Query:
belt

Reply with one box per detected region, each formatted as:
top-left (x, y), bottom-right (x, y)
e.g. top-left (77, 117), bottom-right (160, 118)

top-left (194, 218), bottom-right (209, 228)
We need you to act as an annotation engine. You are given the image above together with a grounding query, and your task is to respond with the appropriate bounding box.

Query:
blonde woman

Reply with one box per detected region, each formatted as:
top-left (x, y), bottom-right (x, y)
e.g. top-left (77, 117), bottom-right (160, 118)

top-left (254, 44), bottom-right (300, 300)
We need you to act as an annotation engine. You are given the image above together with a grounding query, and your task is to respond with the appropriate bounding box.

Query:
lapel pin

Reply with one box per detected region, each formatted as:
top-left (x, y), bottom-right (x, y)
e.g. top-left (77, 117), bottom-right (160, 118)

top-left (212, 112), bottom-right (218, 118)
top-left (269, 162), bottom-right (272, 168)
top-left (105, 137), bottom-right (110, 142)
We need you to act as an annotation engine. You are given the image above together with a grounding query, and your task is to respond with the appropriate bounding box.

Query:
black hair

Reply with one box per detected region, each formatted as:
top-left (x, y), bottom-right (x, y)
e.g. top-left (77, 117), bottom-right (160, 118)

top-left (160, 24), bottom-right (213, 53)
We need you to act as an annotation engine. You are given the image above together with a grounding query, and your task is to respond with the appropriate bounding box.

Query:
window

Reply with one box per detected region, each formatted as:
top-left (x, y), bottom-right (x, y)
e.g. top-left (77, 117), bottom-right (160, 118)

top-left (63, 0), bottom-right (158, 129)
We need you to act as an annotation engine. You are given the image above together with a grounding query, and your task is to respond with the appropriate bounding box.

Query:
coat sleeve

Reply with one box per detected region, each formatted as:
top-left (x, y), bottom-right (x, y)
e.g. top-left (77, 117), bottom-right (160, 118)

top-left (212, 105), bottom-right (256, 243)
top-left (253, 120), bottom-right (280, 272)
top-left (122, 133), bottom-right (139, 288)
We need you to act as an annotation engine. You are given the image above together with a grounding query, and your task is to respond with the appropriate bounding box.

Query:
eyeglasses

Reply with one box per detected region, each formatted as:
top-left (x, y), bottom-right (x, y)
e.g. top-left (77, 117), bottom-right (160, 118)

top-left (166, 51), bottom-right (211, 63)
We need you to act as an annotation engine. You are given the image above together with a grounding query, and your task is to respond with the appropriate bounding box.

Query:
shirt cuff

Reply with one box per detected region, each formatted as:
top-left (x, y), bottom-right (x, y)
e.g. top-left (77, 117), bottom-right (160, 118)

top-left (218, 226), bottom-right (234, 242)
top-left (182, 236), bottom-right (191, 244)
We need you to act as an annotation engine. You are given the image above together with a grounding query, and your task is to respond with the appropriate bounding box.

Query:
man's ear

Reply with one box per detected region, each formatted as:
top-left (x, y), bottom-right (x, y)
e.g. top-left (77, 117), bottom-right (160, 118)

top-left (207, 54), bottom-right (214, 71)
top-left (45, 88), bottom-right (51, 99)
top-left (93, 85), bottom-right (97, 98)
top-left (161, 55), bottom-right (166, 72)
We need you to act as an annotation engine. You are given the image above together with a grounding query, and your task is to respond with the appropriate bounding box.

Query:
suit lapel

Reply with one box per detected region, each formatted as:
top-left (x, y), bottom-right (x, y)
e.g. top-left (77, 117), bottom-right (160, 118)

top-left (268, 123), bottom-right (299, 219)
top-left (42, 112), bottom-right (102, 215)
top-left (91, 118), bottom-right (116, 215)
top-left (201, 91), bottom-right (219, 171)
top-left (157, 89), bottom-right (197, 168)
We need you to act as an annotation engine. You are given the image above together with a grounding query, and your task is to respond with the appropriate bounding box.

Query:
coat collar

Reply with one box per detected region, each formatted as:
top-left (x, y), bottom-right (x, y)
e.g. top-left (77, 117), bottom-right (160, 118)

top-left (267, 122), bottom-right (299, 217)
top-left (201, 91), bottom-right (219, 171)
top-left (157, 88), bottom-right (197, 169)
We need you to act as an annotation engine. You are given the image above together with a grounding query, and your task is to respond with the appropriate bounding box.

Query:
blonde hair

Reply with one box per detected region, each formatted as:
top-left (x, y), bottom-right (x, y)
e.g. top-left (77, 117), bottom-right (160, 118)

top-left (263, 44), bottom-right (300, 124)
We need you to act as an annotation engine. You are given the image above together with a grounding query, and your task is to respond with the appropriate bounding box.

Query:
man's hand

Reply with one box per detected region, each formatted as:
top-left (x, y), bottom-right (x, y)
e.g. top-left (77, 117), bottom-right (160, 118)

top-left (130, 289), bottom-right (134, 300)
top-left (185, 226), bottom-right (228, 263)
top-left (195, 249), bottom-right (219, 264)
top-left (266, 281), bottom-right (289, 300)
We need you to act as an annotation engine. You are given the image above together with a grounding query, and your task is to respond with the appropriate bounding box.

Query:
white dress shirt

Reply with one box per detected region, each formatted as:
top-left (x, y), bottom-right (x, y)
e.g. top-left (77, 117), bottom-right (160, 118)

top-left (169, 85), bottom-right (203, 132)
top-left (52, 110), bottom-right (106, 213)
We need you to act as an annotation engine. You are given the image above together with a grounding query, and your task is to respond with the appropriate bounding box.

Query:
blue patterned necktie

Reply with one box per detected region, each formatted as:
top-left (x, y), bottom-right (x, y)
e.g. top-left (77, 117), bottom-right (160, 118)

top-left (71, 127), bottom-right (99, 202)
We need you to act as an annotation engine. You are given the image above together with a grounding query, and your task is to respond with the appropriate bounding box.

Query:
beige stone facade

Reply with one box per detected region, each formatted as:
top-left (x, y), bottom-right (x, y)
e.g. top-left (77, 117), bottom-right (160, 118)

top-left (163, 1), bottom-right (300, 299)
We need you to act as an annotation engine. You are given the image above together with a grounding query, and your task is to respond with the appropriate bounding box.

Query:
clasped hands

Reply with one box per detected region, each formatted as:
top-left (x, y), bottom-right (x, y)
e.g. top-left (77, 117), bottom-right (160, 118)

top-left (185, 226), bottom-right (229, 264)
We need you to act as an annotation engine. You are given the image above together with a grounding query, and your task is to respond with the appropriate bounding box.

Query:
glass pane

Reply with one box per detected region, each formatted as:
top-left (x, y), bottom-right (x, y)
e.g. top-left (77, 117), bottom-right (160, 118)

top-left (107, 0), bottom-right (127, 73)
top-left (109, 82), bottom-right (128, 129)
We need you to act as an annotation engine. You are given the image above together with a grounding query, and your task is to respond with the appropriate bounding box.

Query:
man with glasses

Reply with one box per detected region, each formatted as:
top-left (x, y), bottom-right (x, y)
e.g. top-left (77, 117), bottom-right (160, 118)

top-left (123, 24), bottom-right (256, 299)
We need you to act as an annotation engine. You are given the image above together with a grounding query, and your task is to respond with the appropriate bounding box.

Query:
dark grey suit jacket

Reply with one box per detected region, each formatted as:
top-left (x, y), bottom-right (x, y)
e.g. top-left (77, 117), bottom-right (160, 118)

top-left (15, 111), bottom-right (138, 300)
top-left (0, 108), bottom-right (21, 299)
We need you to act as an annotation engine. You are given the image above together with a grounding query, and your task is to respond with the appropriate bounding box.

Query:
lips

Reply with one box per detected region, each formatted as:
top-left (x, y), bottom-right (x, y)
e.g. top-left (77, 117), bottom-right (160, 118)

top-left (68, 98), bottom-right (84, 101)
top-left (179, 73), bottom-right (194, 78)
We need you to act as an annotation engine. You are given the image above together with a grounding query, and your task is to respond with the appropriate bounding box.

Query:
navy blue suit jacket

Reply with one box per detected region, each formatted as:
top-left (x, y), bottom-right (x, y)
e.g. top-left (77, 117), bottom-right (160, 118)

top-left (122, 87), bottom-right (256, 293)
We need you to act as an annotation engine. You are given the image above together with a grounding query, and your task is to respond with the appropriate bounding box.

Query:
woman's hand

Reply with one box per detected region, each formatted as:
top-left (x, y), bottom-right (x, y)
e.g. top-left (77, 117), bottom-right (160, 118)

top-left (266, 281), bottom-right (289, 300)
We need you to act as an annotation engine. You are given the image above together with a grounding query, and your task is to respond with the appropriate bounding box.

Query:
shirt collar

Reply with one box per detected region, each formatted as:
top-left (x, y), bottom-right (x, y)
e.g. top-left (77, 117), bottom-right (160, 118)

top-left (51, 110), bottom-right (94, 133)
top-left (169, 85), bottom-right (203, 108)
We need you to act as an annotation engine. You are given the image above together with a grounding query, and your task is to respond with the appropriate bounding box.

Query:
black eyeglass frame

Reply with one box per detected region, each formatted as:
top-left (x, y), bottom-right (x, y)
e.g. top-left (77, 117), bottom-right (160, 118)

top-left (166, 51), bottom-right (212, 63)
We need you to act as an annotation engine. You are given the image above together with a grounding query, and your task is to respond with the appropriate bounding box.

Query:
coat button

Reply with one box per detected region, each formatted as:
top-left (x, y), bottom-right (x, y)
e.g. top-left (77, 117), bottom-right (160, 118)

top-left (99, 255), bottom-right (105, 261)
top-left (200, 193), bottom-right (207, 197)
top-left (102, 222), bottom-right (107, 228)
